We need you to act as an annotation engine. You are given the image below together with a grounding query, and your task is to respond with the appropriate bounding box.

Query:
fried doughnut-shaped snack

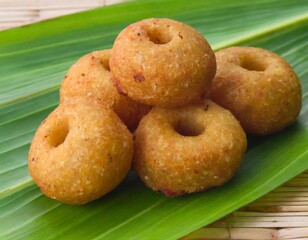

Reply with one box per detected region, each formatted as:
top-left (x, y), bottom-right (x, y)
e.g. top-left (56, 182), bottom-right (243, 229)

top-left (110, 18), bottom-right (216, 108)
top-left (209, 46), bottom-right (302, 135)
top-left (28, 98), bottom-right (133, 205)
top-left (134, 100), bottom-right (247, 197)
top-left (60, 50), bottom-right (151, 131)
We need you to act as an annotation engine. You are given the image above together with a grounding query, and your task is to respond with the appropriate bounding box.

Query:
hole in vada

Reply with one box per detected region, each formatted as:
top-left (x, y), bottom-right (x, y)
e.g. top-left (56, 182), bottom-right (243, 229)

top-left (48, 121), bottom-right (69, 148)
top-left (240, 56), bottom-right (266, 72)
top-left (174, 118), bottom-right (204, 137)
top-left (147, 27), bottom-right (172, 45)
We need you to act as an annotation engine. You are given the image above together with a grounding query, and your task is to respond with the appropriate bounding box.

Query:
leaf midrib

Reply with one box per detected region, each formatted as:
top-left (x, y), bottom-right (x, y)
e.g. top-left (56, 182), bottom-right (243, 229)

top-left (213, 12), bottom-right (308, 49)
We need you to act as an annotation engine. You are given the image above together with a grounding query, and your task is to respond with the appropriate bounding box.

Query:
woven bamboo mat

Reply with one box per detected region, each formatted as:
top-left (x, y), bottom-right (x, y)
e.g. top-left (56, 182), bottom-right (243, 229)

top-left (183, 170), bottom-right (308, 240)
top-left (1, 1), bottom-right (307, 239)
top-left (0, 0), bottom-right (123, 30)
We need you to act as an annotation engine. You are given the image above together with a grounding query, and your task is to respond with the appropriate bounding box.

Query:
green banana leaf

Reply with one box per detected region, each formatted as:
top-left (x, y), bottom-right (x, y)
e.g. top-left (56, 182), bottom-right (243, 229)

top-left (0, 0), bottom-right (307, 239)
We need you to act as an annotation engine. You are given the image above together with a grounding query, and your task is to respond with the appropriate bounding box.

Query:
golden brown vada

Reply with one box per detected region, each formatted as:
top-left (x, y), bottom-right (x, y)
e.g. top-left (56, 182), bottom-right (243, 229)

top-left (110, 18), bottom-right (216, 108)
top-left (28, 97), bottom-right (133, 205)
top-left (209, 46), bottom-right (302, 135)
top-left (133, 100), bottom-right (247, 196)
top-left (60, 50), bottom-right (151, 131)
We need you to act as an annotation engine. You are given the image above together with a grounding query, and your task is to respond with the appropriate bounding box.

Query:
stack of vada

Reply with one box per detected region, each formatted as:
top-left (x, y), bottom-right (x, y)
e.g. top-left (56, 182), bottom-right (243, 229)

top-left (28, 18), bottom-right (302, 204)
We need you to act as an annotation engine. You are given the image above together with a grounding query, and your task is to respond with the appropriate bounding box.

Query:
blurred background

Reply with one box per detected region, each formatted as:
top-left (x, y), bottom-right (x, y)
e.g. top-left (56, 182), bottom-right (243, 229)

top-left (0, 0), bottom-right (125, 30)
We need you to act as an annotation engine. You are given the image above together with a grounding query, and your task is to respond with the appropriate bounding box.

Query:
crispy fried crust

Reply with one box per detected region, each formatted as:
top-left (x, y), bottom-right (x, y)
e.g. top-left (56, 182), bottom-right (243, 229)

top-left (60, 49), bottom-right (151, 131)
top-left (28, 98), bottom-right (133, 205)
top-left (134, 100), bottom-right (247, 196)
top-left (110, 18), bottom-right (216, 108)
top-left (209, 46), bottom-right (302, 135)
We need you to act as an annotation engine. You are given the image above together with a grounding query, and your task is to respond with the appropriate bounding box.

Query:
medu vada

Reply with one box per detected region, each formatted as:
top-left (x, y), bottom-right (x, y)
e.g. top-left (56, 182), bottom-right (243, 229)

top-left (133, 100), bottom-right (247, 197)
top-left (110, 18), bottom-right (216, 108)
top-left (28, 97), bottom-right (133, 205)
top-left (60, 49), bottom-right (151, 131)
top-left (209, 46), bottom-right (302, 135)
